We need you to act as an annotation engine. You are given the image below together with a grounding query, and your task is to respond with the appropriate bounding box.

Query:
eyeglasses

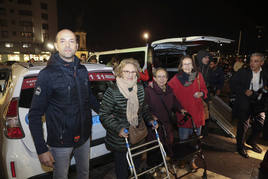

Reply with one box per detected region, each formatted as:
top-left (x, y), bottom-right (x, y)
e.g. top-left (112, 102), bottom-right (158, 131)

top-left (156, 75), bottom-right (167, 79)
top-left (122, 70), bottom-right (137, 75)
top-left (182, 63), bottom-right (192, 66)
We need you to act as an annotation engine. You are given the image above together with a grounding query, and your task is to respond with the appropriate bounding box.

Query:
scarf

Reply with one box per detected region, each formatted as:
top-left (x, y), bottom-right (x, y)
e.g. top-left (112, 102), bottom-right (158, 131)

top-left (116, 76), bottom-right (139, 127)
top-left (177, 71), bottom-right (197, 86)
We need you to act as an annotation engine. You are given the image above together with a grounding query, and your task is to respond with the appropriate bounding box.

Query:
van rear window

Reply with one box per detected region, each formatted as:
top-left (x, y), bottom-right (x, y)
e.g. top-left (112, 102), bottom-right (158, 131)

top-left (99, 51), bottom-right (145, 67)
top-left (19, 72), bottom-right (115, 108)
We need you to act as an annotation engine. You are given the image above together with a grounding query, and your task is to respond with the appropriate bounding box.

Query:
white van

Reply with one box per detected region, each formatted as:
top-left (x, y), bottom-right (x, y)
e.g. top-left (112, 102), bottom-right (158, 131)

top-left (90, 36), bottom-right (233, 78)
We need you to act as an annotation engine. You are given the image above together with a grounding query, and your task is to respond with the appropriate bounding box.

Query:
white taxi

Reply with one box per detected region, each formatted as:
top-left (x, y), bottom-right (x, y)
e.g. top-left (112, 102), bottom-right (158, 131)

top-left (0, 62), bottom-right (114, 179)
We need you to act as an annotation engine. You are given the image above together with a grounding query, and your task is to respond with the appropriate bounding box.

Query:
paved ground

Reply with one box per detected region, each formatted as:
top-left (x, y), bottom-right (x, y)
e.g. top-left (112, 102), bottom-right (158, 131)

top-left (87, 120), bottom-right (268, 179)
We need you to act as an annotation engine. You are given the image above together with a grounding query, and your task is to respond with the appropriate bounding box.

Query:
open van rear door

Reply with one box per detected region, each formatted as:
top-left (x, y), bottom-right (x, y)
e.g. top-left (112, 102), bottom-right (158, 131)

top-left (152, 36), bottom-right (233, 46)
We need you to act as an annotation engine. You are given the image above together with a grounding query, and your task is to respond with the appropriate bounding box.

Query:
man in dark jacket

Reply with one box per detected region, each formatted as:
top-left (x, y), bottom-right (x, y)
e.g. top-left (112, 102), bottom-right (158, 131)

top-left (29, 29), bottom-right (99, 179)
top-left (208, 58), bottom-right (225, 96)
top-left (230, 52), bottom-right (268, 158)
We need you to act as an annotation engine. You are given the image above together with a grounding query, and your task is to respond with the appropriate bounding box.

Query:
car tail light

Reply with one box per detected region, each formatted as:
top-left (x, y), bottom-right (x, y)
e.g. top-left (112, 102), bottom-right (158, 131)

top-left (10, 161), bottom-right (16, 177)
top-left (4, 98), bottom-right (24, 139)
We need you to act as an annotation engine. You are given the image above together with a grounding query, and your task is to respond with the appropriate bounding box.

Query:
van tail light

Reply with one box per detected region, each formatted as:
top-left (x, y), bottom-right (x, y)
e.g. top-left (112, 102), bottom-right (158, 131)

top-left (4, 98), bottom-right (24, 139)
top-left (10, 161), bottom-right (16, 177)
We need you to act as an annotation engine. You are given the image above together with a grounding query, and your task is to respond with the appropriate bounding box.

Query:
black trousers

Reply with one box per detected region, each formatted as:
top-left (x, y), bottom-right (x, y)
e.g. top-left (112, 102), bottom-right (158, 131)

top-left (236, 109), bottom-right (265, 149)
top-left (113, 151), bottom-right (129, 179)
top-left (113, 151), bottom-right (141, 179)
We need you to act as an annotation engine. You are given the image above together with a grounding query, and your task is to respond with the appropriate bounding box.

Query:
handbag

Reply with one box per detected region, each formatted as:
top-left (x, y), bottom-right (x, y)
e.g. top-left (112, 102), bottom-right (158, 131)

top-left (129, 119), bottom-right (148, 145)
top-left (197, 74), bottom-right (209, 120)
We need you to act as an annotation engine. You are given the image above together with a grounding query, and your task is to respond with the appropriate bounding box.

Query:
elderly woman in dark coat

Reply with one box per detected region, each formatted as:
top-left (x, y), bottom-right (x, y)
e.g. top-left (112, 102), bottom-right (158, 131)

top-left (145, 67), bottom-right (186, 159)
top-left (99, 58), bottom-right (154, 179)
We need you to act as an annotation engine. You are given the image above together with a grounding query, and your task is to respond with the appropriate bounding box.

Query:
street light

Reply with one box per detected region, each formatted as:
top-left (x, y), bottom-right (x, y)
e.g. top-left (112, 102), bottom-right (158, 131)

top-left (47, 43), bottom-right (54, 50)
top-left (143, 32), bottom-right (149, 44)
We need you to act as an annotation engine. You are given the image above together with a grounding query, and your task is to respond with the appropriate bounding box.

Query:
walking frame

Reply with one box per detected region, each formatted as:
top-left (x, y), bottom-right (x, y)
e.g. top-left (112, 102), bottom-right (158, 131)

top-left (169, 113), bottom-right (207, 179)
top-left (124, 121), bottom-right (170, 179)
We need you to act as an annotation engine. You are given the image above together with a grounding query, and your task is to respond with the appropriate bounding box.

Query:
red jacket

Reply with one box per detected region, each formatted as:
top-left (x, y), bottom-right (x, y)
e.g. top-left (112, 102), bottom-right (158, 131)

top-left (168, 72), bottom-right (208, 128)
top-left (139, 69), bottom-right (149, 82)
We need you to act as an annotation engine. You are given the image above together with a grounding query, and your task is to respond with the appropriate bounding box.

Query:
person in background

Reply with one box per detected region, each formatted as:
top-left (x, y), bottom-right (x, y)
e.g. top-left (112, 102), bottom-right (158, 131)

top-left (233, 56), bottom-right (244, 72)
top-left (29, 29), bottom-right (99, 179)
top-left (99, 58), bottom-right (156, 179)
top-left (80, 53), bottom-right (87, 63)
top-left (230, 52), bottom-right (268, 158)
top-left (208, 58), bottom-right (225, 96)
top-left (195, 50), bottom-right (213, 85)
top-left (89, 55), bottom-right (97, 64)
top-left (28, 58), bottom-right (35, 67)
top-left (168, 55), bottom-right (208, 169)
top-left (145, 67), bottom-right (186, 161)
top-left (195, 50), bottom-right (212, 136)
top-left (107, 56), bottom-right (120, 69)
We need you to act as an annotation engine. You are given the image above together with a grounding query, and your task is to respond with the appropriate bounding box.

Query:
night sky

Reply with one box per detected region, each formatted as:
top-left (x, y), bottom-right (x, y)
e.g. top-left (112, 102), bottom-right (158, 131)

top-left (57, 0), bottom-right (267, 54)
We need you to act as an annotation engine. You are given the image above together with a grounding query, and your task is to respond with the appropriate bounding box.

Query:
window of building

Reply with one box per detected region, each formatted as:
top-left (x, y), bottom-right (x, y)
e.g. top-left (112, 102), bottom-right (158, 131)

top-left (0, 7), bottom-right (6, 15)
top-left (2, 31), bottom-right (8, 38)
top-left (11, 20), bottom-right (16, 25)
top-left (10, 9), bottom-right (15, 13)
top-left (12, 31), bottom-right (16, 36)
top-left (18, 0), bottom-right (32, 5)
top-left (20, 32), bottom-right (33, 38)
top-left (5, 43), bottom-right (13, 48)
top-left (19, 10), bottom-right (32, 16)
top-left (40, 2), bottom-right (47, 10)
top-left (42, 23), bottom-right (48, 30)
top-left (0, 19), bottom-right (8, 27)
top-left (22, 43), bottom-right (31, 48)
top-left (41, 13), bottom-right (48, 20)
top-left (19, 20), bottom-right (33, 27)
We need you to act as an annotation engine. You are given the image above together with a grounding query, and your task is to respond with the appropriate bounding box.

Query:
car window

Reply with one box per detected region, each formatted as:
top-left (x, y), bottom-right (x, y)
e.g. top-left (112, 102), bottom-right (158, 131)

top-left (0, 68), bottom-right (11, 93)
top-left (99, 51), bottom-right (145, 67)
top-left (19, 72), bottom-right (115, 108)
top-left (19, 76), bottom-right (37, 108)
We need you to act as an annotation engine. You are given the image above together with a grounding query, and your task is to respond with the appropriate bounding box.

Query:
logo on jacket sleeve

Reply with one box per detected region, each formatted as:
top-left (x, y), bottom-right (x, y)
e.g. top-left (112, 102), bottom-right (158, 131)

top-left (35, 86), bottom-right (41, 95)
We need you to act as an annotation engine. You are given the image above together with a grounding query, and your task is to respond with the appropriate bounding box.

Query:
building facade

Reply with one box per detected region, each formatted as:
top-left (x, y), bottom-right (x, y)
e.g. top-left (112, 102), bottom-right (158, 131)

top-left (0, 0), bottom-right (57, 62)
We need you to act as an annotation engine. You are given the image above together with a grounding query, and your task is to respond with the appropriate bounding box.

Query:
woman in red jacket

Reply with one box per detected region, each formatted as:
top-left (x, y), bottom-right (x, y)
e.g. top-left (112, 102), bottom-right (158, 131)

top-left (168, 55), bottom-right (208, 169)
top-left (168, 55), bottom-right (208, 139)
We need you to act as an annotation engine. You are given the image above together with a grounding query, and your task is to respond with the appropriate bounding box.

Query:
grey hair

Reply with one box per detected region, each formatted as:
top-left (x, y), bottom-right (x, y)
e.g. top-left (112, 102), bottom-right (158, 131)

top-left (251, 52), bottom-right (265, 61)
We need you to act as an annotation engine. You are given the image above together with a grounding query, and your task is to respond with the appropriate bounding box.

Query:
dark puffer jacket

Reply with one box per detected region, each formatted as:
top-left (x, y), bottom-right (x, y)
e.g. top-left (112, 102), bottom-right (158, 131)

top-left (29, 53), bottom-right (99, 154)
top-left (99, 83), bottom-right (153, 152)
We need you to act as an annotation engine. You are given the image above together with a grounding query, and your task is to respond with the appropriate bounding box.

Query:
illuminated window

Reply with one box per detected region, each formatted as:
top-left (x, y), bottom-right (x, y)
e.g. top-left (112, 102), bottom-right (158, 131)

top-left (8, 54), bottom-right (20, 61)
top-left (5, 43), bottom-right (13, 48)
top-left (20, 32), bottom-right (33, 38)
top-left (23, 44), bottom-right (31, 48)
